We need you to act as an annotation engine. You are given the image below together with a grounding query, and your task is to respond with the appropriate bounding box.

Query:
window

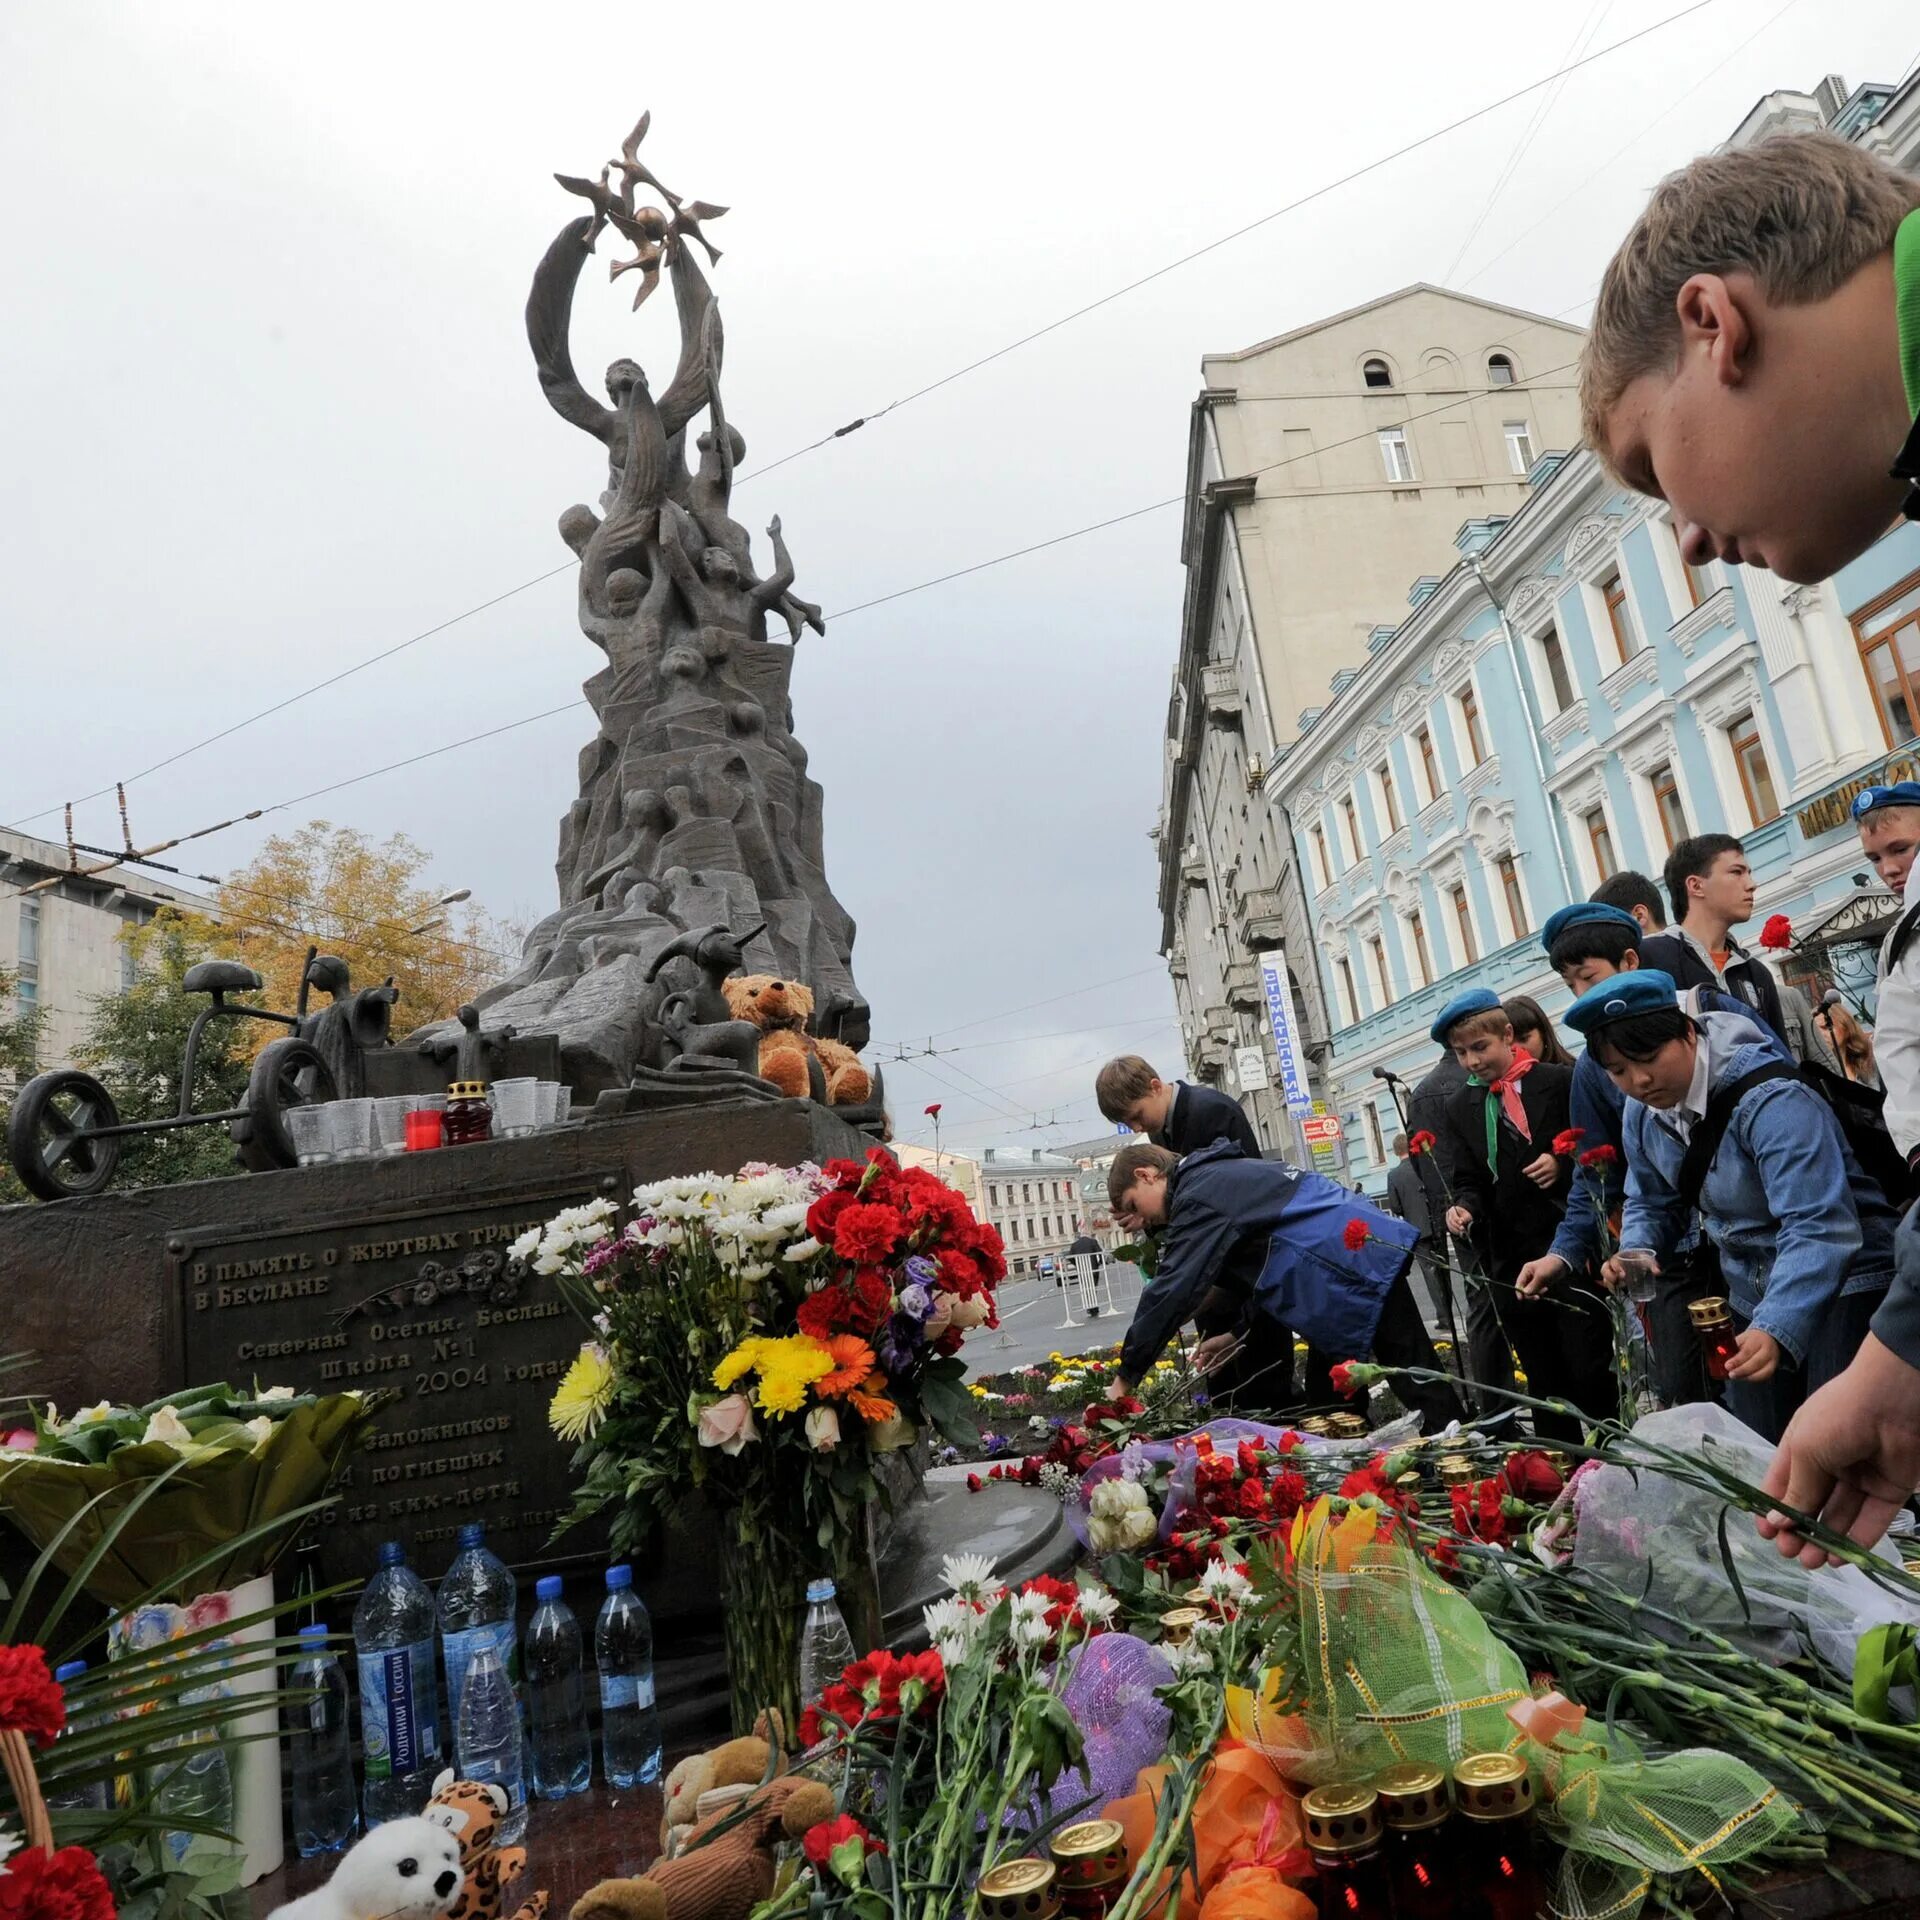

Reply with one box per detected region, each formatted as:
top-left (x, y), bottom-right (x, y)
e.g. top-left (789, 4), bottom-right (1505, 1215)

top-left (1538, 629), bottom-right (1574, 711)
top-left (119, 933), bottom-right (138, 993)
top-left (1487, 352), bottom-right (1516, 386)
top-left (1585, 807), bottom-right (1618, 880)
top-left (1496, 854), bottom-right (1526, 940)
top-left (1340, 793), bottom-right (1362, 864)
top-left (1362, 357), bottom-right (1393, 389)
top-left (1651, 763), bottom-right (1688, 851)
top-left (1366, 934), bottom-right (1389, 1004)
top-left (1335, 956), bottom-right (1358, 1024)
top-left (1503, 420), bottom-right (1535, 475)
top-left (16, 899), bottom-right (40, 1016)
top-left (1377, 426), bottom-right (1416, 483)
top-left (1309, 823), bottom-right (1331, 890)
top-left (1853, 572), bottom-right (1920, 747)
top-left (1377, 762), bottom-right (1402, 833)
top-left (1025, 1218), bottom-right (1036, 1242)
top-left (1601, 570), bottom-right (1638, 661)
top-left (1363, 1103), bottom-right (1386, 1166)
top-left (1009, 1218), bottom-right (1021, 1241)
top-left (1415, 725), bottom-right (1440, 803)
top-left (1022, 1182), bottom-right (1032, 1204)
top-left (1407, 909), bottom-right (1434, 987)
top-left (1730, 714), bottom-right (1781, 824)
top-left (1450, 884), bottom-right (1478, 965)
top-left (1458, 685), bottom-right (1486, 766)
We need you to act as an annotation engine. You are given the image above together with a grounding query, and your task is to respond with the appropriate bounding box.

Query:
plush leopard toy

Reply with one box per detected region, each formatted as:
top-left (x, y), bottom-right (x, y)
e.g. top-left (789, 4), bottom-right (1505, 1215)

top-left (423, 1773), bottom-right (549, 1920)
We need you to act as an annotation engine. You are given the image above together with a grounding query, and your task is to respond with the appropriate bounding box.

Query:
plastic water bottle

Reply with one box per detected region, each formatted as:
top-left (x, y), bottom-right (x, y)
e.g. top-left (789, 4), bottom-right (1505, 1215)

top-left (354, 1540), bottom-right (442, 1826)
top-left (525, 1576), bottom-right (591, 1800)
top-left (289, 1624), bottom-right (358, 1857)
top-left (455, 1640), bottom-right (527, 1845)
top-left (797, 1579), bottom-right (857, 1709)
top-left (45, 1661), bottom-right (109, 1813)
top-left (154, 1686), bottom-right (235, 1868)
top-left (595, 1564), bottom-right (662, 1788)
top-left (438, 1521), bottom-right (519, 1732)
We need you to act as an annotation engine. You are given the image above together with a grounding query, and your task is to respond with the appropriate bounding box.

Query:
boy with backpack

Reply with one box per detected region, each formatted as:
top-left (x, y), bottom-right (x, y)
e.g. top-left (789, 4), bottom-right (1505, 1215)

top-left (1581, 125), bottom-right (1920, 1554)
top-left (1431, 988), bottom-right (1613, 1443)
top-left (1567, 972), bottom-right (1899, 1443)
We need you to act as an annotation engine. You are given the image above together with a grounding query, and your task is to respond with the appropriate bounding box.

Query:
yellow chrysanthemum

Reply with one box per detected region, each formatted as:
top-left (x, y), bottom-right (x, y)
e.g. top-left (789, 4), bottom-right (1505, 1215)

top-left (713, 1339), bottom-right (767, 1392)
top-left (549, 1344), bottom-right (615, 1443)
top-left (725, 1333), bottom-right (836, 1417)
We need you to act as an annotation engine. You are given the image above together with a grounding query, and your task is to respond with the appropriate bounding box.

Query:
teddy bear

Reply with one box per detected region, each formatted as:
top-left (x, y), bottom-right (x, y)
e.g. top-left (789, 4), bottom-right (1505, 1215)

top-left (571, 1774), bottom-right (836, 1920)
top-left (721, 975), bottom-right (872, 1107)
top-left (421, 1772), bottom-right (549, 1920)
top-left (266, 1816), bottom-right (465, 1920)
top-left (659, 1716), bottom-right (789, 1856)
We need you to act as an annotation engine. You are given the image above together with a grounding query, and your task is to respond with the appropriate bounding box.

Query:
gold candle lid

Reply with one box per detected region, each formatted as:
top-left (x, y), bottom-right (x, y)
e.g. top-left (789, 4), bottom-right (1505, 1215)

top-left (1452, 1752), bottom-right (1533, 1822)
top-left (1373, 1762), bottom-right (1449, 1830)
top-left (447, 1080), bottom-right (489, 1098)
top-left (976, 1858), bottom-right (1058, 1917)
top-left (1438, 1454), bottom-right (1475, 1486)
top-left (1050, 1819), bottom-right (1127, 1886)
top-left (1300, 1415), bottom-right (1334, 1436)
top-left (1302, 1782), bottom-right (1382, 1855)
top-left (1159, 1606), bottom-right (1206, 1643)
top-left (1327, 1413), bottom-right (1370, 1438)
top-left (1687, 1296), bottom-right (1732, 1328)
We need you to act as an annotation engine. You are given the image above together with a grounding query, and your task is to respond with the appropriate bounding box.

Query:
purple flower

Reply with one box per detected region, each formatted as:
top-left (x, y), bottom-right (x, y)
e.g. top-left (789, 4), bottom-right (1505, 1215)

top-left (980, 1430), bottom-right (1004, 1453)
top-left (904, 1253), bottom-right (939, 1289)
top-left (876, 1314), bottom-right (922, 1376)
top-left (582, 1239), bottom-right (622, 1278)
top-left (898, 1282), bottom-right (935, 1322)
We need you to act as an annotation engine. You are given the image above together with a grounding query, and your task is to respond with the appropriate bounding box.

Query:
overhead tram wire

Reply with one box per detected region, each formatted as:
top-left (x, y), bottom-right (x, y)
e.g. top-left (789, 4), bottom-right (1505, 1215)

top-left (5, 5), bottom-right (1715, 835)
top-left (731, 0), bottom-right (1713, 487)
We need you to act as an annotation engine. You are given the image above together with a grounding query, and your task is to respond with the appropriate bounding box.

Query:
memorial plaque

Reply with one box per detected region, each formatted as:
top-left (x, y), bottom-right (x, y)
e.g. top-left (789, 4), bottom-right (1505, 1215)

top-left (165, 1180), bottom-right (609, 1584)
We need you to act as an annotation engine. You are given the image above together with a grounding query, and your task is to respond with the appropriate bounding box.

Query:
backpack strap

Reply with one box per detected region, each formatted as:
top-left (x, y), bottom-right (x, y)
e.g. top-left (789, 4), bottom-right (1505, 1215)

top-left (1887, 898), bottom-right (1920, 976)
top-left (1675, 1062), bottom-right (1802, 1213)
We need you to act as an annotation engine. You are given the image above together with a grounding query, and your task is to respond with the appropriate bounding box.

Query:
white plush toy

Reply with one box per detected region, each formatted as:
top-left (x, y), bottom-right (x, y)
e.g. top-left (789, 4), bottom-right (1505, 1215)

top-left (267, 1816), bottom-right (466, 1920)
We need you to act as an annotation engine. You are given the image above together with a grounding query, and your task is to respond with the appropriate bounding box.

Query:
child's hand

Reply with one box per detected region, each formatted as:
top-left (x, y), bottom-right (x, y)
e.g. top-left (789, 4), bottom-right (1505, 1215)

top-left (1522, 1152), bottom-right (1560, 1189)
top-left (1515, 1255), bottom-right (1568, 1299)
top-left (1727, 1328), bottom-right (1783, 1382)
top-left (1445, 1204), bottom-right (1474, 1236)
top-left (1191, 1332), bottom-right (1245, 1377)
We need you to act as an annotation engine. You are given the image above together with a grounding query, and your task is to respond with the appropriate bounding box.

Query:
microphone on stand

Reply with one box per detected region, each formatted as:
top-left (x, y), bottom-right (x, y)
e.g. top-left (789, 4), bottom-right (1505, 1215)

top-left (1372, 1065), bottom-right (1402, 1083)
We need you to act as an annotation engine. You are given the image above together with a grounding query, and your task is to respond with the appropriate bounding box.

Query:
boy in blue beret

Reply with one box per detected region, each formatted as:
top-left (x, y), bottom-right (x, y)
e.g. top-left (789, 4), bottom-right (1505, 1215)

top-left (1853, 783), bottom-right (1920, 1169)
top-left (1568, 972), bottom-right (1897, 1445)
top-left (1432, 993), bottom-right (1612, 1444)
top-left (1518, 898), bottom-right (1783, 1407)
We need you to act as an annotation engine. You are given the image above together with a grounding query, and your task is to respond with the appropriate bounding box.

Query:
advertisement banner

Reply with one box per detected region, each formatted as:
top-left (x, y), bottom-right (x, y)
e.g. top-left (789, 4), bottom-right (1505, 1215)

top-left (1258, 954), bottom-right (1313, 1114)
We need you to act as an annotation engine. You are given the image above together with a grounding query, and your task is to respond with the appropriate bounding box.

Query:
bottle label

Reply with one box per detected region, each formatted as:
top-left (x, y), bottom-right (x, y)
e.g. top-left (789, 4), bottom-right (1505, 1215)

top-left (444, 1621), bottom-right (517, 1721)
top-left (358, 1642), bottom-right (435, 1779)
top-left (598, 1672), bottom-right (655, 1711)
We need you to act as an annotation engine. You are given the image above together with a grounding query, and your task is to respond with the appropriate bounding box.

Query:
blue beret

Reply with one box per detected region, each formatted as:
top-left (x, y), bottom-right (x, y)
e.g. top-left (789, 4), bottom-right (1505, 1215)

top-left (1539, 901), bottom-right (1642, 955)
top-left (1564, 968), bottom-right (1680, 1036)
top-left (1850, 781), bottom-right (1920, 821)
top-left (1430, 987), bottom-right (1503, 1046)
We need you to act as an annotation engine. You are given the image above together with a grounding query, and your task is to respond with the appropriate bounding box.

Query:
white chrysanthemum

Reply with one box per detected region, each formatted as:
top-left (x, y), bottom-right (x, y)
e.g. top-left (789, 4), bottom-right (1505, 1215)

top-left (1028, 1414), bottom-right (1052, 1436)
top-left (510, 1226), bottom-right (542, 1261)
top-left (922, 1598), bottom-right (982, 1655)
top-left (1010, 1589), bottom-right (1051, 1624)
top-left (762, 1201), bottom-right (811, 1231)
top-left (737, 1261), bottom-right (775, 1283)
top-left (1077, 1589), bottom-right (1119, 1627)
top-left (782, 1237), bottom-right (824, 1264)
top-left (1199, 1563), bottom-right (1253, 1605)
top-left (939, 1552), bottom-right (998, 1602)
top-left (0, 1823), bottom-right (21, 1871)
top-left (1011, 1614), bottom-right (1053, 1651)
top-left (1164, 1639), bottom-right (1213, 1676)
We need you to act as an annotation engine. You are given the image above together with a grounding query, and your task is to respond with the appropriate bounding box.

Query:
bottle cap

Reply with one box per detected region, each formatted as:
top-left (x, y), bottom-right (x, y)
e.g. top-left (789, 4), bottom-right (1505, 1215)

top-left (536, 1575), bottom-right (564, 1603)
top-left (1302, 1782), bottom-right (1382, 1855)
top-left (458, 1522), bottom-right (485, 1549)
top-left (806, 1578), bottom-right (836, 1604)
top-left (1452, 1752), bottom-right (1534, 1821)
top-left (1374, 1762), bottom-right (1449, 1830)
top-left (1158, 1606), bottom-right (1206, 1645)
top-left (448, 1080), bottom-right (488, 1098)
top-left (1687, 1296), bottom-right (1733, 1328)
top-left (297, 1623), bottom-right (329, 1643)
top-left (53, 1660), bottom-right (86, 1683)
top-left (975, 1858), bottom-right (1058, 1920)
top-left (1049, 1818), bottom-right (1128, 1888)
top-left (378, 1541), bottom-right (406, 1568)
top-left (606, 1562), bottom-right (634, 1590)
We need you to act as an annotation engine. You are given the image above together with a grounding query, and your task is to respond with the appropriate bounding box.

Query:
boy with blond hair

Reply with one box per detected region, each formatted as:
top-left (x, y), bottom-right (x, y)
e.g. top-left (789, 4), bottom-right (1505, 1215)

top-left (1582, 128), bottom-right (1920, 1553)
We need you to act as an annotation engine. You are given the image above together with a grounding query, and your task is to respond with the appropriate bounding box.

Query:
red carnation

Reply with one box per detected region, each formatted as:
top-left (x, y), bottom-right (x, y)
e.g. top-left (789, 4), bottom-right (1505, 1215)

top-left (1236, 1477), bottom-right (1270, 1519)
top-left (1340, 1462), bottom-right (1392, 1501)
top-left (804, 1813), bottom-right (886, 1867)
top-left (1758, 914), bottom-right (1792, 951)
top-left (0, 1845), bottom-right (115, 1920)
top-left (851, 1267), bottom-right (894, 1332)
top-left (924, 1102), bottom-right (942, 1118)
top-left (1341, 1219), bottom-right (1371, 1252)
top-left (1500, 1448), bottom-right (1566, 1502)
top-left (797, 1284), bottom-right (859, 1340)
top-left (966, 1472), bottom-right (984, 1493)
top-left (1551, 1128), bottom-right (1585, 1157)
top-left (1329, 1361), bottom-right (1362, 1399)
top-left (1269, 1468), bottom-right (1309, 1518)
top-left (834, 1202), bottom-right (903, 1264)
top-left (1452, 1478), bottom-right (1509, 1545)
top-left (1408, 1130), bottom-right (1437, 1154)
top-left (0, 1643), bottom-right (67, 1747)
top-left (807, 1189), bottom-right (856, 1241)
top-left (1577, 1144), bottom-right (1620, 1169)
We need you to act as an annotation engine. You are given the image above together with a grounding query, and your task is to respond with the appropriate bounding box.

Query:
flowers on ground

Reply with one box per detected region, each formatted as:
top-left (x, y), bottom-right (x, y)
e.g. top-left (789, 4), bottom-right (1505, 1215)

top-left (803, 1814), bottom-right (886, 1883)
top-left (1088, 1476), bottom-right (1158, 1552)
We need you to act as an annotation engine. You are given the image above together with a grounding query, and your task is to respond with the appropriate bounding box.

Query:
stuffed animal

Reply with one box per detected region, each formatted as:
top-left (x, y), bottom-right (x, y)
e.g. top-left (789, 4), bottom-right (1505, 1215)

top-left (660, 1725), bottom-right (785, 1854)
top-left (266, 1816), bottom-right (465, 1920)
top-left (571, 1774), bottom-right (836, 1920)
top-left (721, 976), bottom-right (872, 1107)
top-left (423, 1772), bottom-right (549, 1920)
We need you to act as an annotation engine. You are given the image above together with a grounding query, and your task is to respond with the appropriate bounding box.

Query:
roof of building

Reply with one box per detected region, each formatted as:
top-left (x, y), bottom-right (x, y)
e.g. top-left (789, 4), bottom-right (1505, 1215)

top-left (1202, 283), bottom-right (1589, 369)
top-left (978, 1145), bottom-right (1079, 1173)
top-left (0, 825), bottom-right (216, 917)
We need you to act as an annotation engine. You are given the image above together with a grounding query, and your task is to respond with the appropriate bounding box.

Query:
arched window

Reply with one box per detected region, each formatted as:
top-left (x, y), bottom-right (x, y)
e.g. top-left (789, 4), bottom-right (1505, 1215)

top-left (1362, 357), bottom-right (1393, 389)
top-left (1487, 352), bottom-right (1516, 386)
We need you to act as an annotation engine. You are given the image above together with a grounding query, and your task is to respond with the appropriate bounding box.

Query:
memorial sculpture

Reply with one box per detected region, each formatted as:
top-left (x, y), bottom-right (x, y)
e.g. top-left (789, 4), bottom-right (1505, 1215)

top-left (427, 113), bottom-right (878, 1119)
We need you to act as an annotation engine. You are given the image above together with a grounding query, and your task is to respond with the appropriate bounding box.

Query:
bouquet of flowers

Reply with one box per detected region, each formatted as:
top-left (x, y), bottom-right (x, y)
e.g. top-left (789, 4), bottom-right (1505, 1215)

top-left (532, 1148), bottom-right (1003, 1731)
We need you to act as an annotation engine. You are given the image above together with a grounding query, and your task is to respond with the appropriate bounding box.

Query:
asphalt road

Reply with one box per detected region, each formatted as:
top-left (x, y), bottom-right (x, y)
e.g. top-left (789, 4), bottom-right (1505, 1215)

top-left (958, 1265), bottom-right (1142, 1377)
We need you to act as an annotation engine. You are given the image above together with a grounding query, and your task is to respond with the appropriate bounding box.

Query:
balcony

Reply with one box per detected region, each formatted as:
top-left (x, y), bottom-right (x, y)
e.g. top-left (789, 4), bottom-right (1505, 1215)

top-left (1543, 699), bottom-right (1591, 756)
top-left (1669, 584), bottom-right (1740, 661)
top-left (1224, 959), bottom-right (1263, 1010)
top-left (1203, 665), bottom-right (1244, 724)
top-left (1238, 885), bottom-right (1288, 949)
top-left (1598, 646), bottom-right (1661, 714)
top-left (1180, 848), bottom-right (1208, 885)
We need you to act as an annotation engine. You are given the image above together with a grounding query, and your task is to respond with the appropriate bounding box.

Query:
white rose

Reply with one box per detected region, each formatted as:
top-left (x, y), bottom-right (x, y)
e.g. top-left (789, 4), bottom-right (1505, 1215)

top-left (243, 1417), bottom-right (275, 1449)
top-left (805, 1406), bottom-right (841, 1452)
top-left (1087, 1477), bottom-right (1157, 1552)
top-left (257, 1386), bottom-right (297, 1402)
top-left (61, 1401), bottom-right (116, 1431)
top-left (141, 1406), bottom-right (193, 1447)
top-left (945, 1295), bottom-right (991, 1331)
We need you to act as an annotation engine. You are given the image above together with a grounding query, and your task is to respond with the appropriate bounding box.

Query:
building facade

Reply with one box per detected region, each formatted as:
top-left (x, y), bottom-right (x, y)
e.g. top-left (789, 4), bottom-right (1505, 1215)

top-left (1156, 286), bottom-right (1588, 1152)
top-left (977, 1145), bottom-right (1085, 1278)
top-left (0, 828), bottom-right (215, 1075)
top-left (889, 1141), bottom-right (982, 1209)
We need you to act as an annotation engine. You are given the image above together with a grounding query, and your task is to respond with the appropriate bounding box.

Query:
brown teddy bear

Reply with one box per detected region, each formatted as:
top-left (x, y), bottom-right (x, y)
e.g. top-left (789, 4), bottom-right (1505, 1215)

top-left (721, 976), bottom-right (872, 1107)
top-left (658, 1726), bottom-right (783, 1856)
top-left (569, 1774), bottom-right (836, 1920)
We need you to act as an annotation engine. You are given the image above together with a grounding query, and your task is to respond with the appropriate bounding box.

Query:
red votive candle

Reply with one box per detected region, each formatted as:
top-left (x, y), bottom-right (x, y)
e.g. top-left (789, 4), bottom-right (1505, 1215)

top-left (404, 1109), bottom-right (444, 1151)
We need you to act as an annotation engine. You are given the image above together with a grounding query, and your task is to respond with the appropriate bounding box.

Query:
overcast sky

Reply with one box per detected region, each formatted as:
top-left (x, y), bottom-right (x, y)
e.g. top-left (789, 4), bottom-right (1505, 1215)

top-left (3, 2), bottom-right (1916, 1158)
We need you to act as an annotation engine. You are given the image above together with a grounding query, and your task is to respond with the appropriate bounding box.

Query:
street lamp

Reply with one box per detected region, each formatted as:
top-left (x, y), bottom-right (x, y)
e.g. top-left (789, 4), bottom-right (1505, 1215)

top-left (406, 889), bottom-right (469, 939)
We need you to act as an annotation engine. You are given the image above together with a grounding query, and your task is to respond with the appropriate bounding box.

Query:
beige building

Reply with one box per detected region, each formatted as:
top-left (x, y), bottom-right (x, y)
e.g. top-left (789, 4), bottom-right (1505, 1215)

top-left (0, 827), bottom-right (215, 1073)
top-left (1156, 287), bottom-right (1586, 1146)
top-left (977, 1145), bottom-right (1082, 1279)
top-left (889, 1140), bottom-right (981, 1209)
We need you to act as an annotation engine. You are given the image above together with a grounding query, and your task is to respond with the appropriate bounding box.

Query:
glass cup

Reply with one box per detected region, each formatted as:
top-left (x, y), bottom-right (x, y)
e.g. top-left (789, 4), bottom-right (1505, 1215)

top-left (1613, 1248), bottom-right (1661, 1304)
top-left (404, 1108), bottom-right (444, 1152)
top-left (328, 1098), bottom-right (374, 1160)
top-left (489, 1077), bottom-right (539, 1138)
top-left (286, 1104), bottom-right (332, 1167)
top-left (373, 1096), bottom-right (413, 1154)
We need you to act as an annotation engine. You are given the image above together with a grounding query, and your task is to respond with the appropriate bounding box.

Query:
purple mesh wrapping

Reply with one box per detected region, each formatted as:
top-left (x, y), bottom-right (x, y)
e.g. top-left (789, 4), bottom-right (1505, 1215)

top-left (1046, 1632), bottom-right (1175, 1822)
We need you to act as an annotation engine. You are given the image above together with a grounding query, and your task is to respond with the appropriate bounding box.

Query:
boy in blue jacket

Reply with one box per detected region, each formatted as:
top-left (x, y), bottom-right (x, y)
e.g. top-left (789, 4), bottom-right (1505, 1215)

top-left (1566, 972), bottom-right (1897, 1442)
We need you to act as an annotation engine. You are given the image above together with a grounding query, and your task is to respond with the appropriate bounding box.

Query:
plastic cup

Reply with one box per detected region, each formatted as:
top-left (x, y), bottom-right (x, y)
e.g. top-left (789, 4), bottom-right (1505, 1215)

top-left (534, 1081), bottom-right (570, 1127)
top-left (328, 1098), bottom-right (374, 1160)
top-left (373, 1096), bottom-right (412, 1154)
top-left (409, 1092), bottom-right (447, 1113)
top-left (286, 1104), bottom-right (332, 1167)
top-left (489, 1077), bottom-right (538, 1137)
top-left (404, 1109), bottom-right (444, 1152)
top-left (1614, 1249), bottom-right (1660, 1304)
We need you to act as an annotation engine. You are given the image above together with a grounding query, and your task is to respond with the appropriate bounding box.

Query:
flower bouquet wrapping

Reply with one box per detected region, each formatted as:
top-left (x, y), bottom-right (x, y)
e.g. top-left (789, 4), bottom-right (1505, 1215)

top-left (532, 1149), bottom-right (1002, 1732)
top-left (0, 1385), bottom-right (372, 1608)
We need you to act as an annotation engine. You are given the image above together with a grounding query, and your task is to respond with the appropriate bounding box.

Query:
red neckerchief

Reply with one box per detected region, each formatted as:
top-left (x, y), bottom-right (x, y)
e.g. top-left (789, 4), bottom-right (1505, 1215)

top-left (1487, 1044), bottom-right (1537, 1145)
